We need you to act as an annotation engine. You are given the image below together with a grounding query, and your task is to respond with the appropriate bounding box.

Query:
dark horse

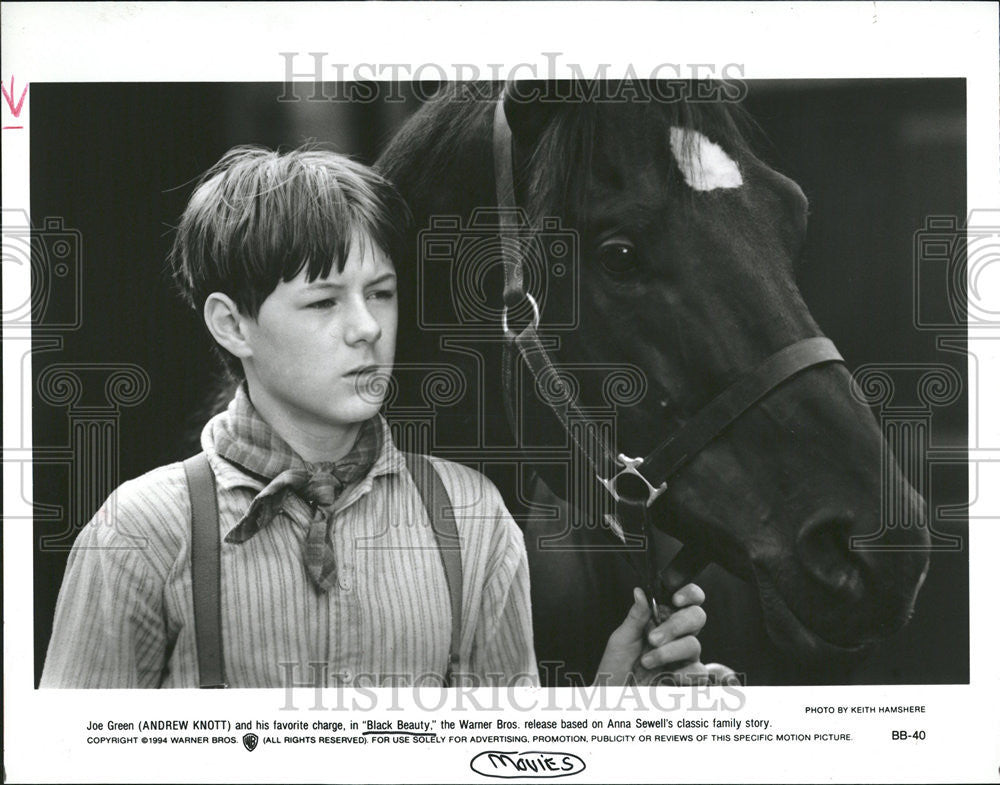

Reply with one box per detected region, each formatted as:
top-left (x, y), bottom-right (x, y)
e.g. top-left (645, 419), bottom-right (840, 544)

top-left (377, 81), bottom-right (930, 685)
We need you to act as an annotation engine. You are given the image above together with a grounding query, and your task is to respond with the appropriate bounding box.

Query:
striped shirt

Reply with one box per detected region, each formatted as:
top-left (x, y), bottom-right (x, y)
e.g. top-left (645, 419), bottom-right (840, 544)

top-left (40, 404), bottom-right (538, 689)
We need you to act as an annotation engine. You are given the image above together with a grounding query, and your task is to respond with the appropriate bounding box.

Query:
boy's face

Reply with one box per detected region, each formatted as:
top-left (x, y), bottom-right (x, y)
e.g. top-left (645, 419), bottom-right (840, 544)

top-left (241, 235), bottom-right (397, 437)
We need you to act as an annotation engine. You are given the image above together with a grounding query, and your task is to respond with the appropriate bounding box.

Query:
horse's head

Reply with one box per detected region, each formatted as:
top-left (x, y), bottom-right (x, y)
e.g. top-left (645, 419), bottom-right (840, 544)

top-left (378, 81), bottom-right (930, 662)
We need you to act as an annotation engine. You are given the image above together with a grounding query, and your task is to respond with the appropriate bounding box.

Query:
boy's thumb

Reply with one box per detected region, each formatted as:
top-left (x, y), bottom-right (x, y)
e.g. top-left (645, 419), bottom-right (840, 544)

top-left (615, 587), bottom-right (652, 641)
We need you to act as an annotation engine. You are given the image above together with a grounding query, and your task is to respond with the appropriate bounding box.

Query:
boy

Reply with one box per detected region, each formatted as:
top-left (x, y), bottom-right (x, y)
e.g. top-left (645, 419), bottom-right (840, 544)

top-left (41, 147), bottom-right (711, 688)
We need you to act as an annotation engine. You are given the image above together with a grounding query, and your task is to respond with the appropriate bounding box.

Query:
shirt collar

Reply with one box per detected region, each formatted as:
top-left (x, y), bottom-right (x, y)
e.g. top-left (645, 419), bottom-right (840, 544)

top-left (201, 385), bottom-right (405, 494)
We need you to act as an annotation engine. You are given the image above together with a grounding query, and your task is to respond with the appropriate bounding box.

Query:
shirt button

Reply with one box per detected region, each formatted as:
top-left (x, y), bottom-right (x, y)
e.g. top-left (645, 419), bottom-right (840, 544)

top-left (339, 572), bottom-right (353, 591)
top-left (342, 670), bottom-right (353, 684)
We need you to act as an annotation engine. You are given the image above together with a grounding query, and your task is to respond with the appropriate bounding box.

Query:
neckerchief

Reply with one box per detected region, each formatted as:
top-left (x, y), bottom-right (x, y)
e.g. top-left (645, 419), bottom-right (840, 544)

top-left (210, 385), bottom-right (381, 592)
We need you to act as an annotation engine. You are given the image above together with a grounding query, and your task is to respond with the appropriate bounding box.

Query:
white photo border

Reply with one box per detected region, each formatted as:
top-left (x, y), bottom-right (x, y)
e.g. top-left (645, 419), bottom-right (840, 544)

top-left (3, 3), bottom-right (998, 783)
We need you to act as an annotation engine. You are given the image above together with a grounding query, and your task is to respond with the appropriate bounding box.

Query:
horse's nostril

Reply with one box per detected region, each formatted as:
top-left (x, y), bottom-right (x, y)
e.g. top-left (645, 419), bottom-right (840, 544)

top-left (796, 513), bottom-right (867, 603)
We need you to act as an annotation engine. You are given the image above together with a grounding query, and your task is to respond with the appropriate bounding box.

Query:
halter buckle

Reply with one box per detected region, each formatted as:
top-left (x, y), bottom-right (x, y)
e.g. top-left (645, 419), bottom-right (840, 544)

top-left (598, 453), bottom-right (668, 508)
top-left (501, 292), bottom-right (541, 340)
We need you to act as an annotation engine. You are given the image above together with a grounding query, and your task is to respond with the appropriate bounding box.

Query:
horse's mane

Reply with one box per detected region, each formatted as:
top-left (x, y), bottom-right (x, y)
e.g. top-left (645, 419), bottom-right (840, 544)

top-left (376, 83), bottom-right (501, 220)
top-left (377, 81), bottom-right (755, 232)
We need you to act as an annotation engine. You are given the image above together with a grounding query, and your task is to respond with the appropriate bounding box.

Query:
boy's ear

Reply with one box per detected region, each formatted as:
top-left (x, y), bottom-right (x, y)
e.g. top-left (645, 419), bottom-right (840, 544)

top-left (203, 293), bottom-right (253, 360)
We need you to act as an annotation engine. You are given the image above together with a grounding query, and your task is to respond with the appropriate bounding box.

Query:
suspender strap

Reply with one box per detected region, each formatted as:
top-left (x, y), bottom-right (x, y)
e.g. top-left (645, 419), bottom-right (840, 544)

top-left (184, 449), bottom-right (461, 688)
top-left (403, 452), bottom-right (463, 687)
top-left (183, 453), bottom-right (227, 689)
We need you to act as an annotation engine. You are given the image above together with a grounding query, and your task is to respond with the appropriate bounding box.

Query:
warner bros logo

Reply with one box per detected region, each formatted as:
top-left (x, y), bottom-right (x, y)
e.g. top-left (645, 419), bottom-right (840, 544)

top-left (242, 733), bottom-right (259, 752)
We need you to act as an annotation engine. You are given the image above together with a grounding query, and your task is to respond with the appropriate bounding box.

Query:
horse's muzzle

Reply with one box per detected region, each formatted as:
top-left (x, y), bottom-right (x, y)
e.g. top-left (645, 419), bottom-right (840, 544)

top-left (791, 488), bottom-right (931, 649)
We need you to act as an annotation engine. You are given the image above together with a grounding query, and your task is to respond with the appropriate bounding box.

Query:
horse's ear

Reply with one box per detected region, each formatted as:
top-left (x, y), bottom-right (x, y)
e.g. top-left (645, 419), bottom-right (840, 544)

top-left (503, 81), bottom-right (559, 149)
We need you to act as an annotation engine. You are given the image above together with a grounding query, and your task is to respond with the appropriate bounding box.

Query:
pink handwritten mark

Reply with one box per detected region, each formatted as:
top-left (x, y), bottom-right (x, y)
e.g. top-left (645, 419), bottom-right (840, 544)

top-left (2, 76), bottom-right (28, 129)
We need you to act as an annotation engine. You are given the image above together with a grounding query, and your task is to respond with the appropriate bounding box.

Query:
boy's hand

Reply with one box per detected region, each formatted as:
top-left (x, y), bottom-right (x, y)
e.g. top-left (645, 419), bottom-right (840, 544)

top-left (595, 584), bottom-right (737, 687)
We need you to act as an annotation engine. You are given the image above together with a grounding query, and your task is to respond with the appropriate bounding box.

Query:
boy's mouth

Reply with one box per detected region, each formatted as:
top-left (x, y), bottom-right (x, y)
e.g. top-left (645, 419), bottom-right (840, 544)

top-left (344, 365), bottom-right (379, 377)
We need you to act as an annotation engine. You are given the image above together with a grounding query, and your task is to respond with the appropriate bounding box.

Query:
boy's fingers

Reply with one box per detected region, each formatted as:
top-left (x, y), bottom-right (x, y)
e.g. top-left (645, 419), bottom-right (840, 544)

top-left (639, 661), bottom-right (711, 687)
top-left (647, 605), bottom-right (706, 646)
top-left (639, 634), bottom-right (701, 669)
top-left (673, 662), bottom-right (711, 686)
top-left (705, 662), bottom-right (741, 686)
top-left (671, 582), bottom-right (706, 608)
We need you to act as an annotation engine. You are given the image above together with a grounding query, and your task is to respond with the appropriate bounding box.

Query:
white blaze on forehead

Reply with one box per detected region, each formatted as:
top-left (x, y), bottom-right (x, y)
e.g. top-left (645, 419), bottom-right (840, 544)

top-left (669, 127), bottom-right (743, 191)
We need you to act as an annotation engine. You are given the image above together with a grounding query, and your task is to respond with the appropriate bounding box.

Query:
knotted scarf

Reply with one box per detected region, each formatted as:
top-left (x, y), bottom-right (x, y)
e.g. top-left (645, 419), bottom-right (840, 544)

top-left (210, 385), bottom-right (380, 592)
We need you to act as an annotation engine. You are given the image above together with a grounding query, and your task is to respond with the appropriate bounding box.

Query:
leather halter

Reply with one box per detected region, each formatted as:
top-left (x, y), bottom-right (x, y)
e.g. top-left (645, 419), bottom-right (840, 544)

top-left (492, 92), bottom-right (845, 603)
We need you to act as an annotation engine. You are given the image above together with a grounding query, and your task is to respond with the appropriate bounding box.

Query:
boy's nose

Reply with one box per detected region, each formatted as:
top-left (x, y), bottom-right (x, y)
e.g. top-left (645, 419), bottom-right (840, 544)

top-left (345, 299), bottom-right (382, 344)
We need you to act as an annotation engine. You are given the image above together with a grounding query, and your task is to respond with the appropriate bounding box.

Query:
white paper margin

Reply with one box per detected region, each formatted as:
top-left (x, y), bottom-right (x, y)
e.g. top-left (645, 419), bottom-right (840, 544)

top-left (3, 2), bottom-right (998, 783)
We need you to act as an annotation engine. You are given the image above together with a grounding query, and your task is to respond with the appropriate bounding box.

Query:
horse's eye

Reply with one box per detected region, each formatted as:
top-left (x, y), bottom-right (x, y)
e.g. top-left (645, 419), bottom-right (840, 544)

top-left (597, 237), bottom-right (639, 275)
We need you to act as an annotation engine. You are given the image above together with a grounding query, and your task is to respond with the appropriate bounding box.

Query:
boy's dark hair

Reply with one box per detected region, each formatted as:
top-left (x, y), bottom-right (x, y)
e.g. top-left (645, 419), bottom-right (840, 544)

top-left (169, 145), bottom-right (410, 377)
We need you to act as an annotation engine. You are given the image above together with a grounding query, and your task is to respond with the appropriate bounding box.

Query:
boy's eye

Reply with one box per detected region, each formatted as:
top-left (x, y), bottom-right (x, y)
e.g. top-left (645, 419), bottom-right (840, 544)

top-left (307, 298), bottom-right (337, 310)
top-left (368, 289), bottom-right (396, 301)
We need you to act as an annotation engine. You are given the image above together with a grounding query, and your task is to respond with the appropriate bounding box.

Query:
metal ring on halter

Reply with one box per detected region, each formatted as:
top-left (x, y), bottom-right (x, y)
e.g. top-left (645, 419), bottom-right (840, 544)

top-left (598, 453), bottom-right (669, 508)
top-left (501, 292), bottom-right (541, 340)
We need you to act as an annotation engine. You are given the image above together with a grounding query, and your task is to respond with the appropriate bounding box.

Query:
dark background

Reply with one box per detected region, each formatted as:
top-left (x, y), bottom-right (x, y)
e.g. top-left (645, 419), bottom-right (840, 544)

top-left (30, 80), bottom-right (968, 685)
